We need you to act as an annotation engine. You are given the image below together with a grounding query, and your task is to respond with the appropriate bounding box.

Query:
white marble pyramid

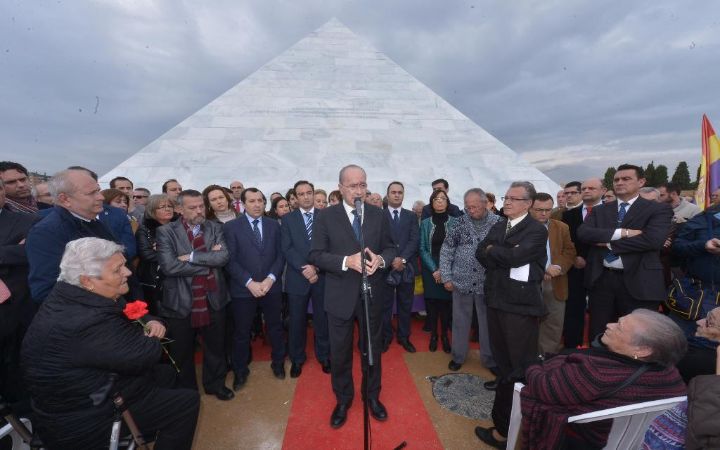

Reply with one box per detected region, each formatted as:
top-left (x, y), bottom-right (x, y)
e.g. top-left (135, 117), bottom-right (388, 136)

top-left (101, 18), bottom-right (559, 204)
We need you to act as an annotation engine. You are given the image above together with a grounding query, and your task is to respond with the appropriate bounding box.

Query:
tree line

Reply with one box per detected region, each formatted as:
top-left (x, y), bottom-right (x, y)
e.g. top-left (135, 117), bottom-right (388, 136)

top-left (602, 161), bottom-right (697, 190)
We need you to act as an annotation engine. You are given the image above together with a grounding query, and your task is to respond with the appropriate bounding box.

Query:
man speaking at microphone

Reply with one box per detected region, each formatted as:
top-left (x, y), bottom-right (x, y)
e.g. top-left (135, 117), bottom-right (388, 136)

top-left (309, 164), bottom-right (396, 429)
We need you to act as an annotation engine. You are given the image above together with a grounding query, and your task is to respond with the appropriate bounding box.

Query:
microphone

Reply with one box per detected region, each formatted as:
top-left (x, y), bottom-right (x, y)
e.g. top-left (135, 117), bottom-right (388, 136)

top-left (354, 197), bottom-right (363, 218)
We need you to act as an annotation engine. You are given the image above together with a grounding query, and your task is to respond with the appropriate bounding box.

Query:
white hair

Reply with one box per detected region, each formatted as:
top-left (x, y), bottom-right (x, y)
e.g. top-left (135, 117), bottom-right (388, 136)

top-left (48, 169), bottom-right (81, 202)
top-left (57, 238), bottom-right (125, 287)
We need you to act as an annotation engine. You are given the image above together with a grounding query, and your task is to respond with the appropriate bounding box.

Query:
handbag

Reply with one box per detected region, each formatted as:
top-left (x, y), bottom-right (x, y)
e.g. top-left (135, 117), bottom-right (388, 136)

top-left (665, 212), bottom-right (720, 320)
top-left (665, 276), bottom-right (720, 321)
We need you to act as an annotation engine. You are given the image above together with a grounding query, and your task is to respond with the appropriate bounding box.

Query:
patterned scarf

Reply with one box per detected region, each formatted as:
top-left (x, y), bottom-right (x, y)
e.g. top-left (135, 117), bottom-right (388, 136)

top-left (182, 219), bottom-right (217, 328)
top-left (5, 196), bottom-right (38, 214)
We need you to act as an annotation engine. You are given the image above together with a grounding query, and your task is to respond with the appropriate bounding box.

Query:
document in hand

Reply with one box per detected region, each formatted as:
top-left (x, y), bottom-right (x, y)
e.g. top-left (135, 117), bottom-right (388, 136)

top-left (509, 264), bottom-right (530, 282)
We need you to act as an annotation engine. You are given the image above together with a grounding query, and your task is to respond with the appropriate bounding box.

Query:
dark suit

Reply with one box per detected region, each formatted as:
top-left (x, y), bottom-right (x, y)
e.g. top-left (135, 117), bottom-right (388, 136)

top-left (476, 213), bottom-right (547, 436)
top-left (224, 214), bottom-right (286, 376)
top-left (281, 208), bottom-right (329, 365)
top-left (308, 203), bottom-right (396, 403)
top-left (561, 205), bottom-right (592, 348)
top-left (382, 207), bottom-right (419, 343)
top-left (156, 219), bottom-right (230, 392)
top-left (0, 208), bottom-right (38, 404)
top-left (578, 197), bottom-right (673, 339)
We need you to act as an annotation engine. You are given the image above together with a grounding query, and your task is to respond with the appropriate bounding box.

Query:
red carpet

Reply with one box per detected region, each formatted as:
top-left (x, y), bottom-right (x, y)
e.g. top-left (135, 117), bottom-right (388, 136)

top-left (282, 320), bottom-right (444, 449)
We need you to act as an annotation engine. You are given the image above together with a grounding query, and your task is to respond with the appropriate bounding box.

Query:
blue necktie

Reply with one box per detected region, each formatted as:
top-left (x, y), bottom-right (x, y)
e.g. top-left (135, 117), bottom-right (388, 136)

top-left (252, 219), bottom-right (262, 246)
top-left (352, 209), bottom-right (361, 241)
top-left (604, 202), bottom-right (629, 263)
top-left (393, 209), bottom-right (399, 225)
top-left (304, 212), bottom-right (313, 239)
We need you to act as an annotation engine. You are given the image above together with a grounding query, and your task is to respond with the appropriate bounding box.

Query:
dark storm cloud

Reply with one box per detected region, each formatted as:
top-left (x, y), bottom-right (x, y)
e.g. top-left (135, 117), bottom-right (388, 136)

top-left (1, 0), bottom-right (718, 183)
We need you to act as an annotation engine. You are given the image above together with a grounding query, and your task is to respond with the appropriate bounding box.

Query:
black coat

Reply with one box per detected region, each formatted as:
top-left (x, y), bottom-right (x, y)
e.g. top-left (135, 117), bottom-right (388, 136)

top-left (21, 282), bottom-right (162, 449)
top-left (0, 209), bottom-right (38, 336)
top-left (135, 218), bottom-right (165, 308)
top-left (308, 203), bottom-right (396, 320)
top-left (476, 214), bottom-right (548, 317)
top-left (578, 198), bottom-right (672, 301)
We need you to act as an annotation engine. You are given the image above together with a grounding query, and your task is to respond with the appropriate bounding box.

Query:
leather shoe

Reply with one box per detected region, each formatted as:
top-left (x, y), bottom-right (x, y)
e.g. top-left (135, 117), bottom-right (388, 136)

top-left (330, 402), bottom-right (351, 428)
top-left (290, 362), bottom-right (302, 378)
top-left (208, 386), bottom-right (234, 401)
top-left (429, 336), bottom-right (438, 352)
top-left (398, 338), bottom-right (416, 353)
top-left (484, 379), bottom-right (498, 391)
top-left (441, 335), bottom-right (451, 354)
top-left (448, 360), bottom-right (462, 371)
top-left (271, 362), bottom-right (286, 380)
top-left (368, 398), bottom-right (388, 421)
top-left (320, 360), bottom-right (331, 374)
top-left (474, 426), bottom-right (506, 449)
top-left (233, 371), bottom-right (248, 391)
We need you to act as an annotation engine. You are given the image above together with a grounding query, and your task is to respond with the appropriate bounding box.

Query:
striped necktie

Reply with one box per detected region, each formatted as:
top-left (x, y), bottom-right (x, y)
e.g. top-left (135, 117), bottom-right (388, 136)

top-left (604, 202), bottom-right (629, 263)
top-left (305, 212), bottom-right (313, 239)
top-left (252, 219), bottom-right (262, 246)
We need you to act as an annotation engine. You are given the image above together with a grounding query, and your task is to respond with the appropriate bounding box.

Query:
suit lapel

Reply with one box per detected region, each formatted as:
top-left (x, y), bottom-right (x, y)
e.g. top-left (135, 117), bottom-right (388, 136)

top-left (336, 205), bottom-right (359, 244)
top-left (171, 221), bottom-right (194, 255)
top-left (505, 214), bottom-right (529, 239)
top-left (620, 198), bottom-right (648, 227)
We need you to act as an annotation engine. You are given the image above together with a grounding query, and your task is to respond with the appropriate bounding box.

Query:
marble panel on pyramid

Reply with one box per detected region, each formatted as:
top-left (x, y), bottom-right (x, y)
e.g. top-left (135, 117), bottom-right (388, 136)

top-left (100, 18), bottom-right (559, 204)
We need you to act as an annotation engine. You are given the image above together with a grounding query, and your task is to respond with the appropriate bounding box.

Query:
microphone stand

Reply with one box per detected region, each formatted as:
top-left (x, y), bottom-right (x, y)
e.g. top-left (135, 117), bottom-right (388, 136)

top-left (354, 198), bottom-right (373, 450)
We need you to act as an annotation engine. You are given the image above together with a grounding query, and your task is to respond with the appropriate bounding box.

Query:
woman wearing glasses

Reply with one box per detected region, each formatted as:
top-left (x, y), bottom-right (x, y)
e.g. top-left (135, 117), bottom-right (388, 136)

top-left (136, 194), bottom-right (175, 313)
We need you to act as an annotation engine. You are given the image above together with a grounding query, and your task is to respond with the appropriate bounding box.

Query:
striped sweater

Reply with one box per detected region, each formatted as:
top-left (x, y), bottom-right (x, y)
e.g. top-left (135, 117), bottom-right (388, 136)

top-left (520, 347), bottom-right (686, 450)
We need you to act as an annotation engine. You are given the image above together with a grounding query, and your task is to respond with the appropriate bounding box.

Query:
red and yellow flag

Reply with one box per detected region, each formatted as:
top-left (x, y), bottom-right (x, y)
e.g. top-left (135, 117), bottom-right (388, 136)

top-left (697, 114), bottom-right (720, 210)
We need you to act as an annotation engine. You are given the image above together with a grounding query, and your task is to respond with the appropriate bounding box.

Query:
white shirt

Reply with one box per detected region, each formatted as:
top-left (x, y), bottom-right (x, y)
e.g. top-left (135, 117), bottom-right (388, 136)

top-left (508, 213), bottom-right (528, 228)
top-left (605, 195), bottom-right (640, 269)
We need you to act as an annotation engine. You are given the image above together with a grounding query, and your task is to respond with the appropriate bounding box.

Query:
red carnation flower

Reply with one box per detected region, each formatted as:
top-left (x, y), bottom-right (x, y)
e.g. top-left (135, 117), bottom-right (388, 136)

top-left (123, 300), bottom-right (149, 321)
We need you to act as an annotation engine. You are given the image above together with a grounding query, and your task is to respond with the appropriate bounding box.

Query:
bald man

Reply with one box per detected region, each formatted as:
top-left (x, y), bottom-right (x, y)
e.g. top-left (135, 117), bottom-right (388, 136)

top-left (561, 177), bottom-right (605, 348)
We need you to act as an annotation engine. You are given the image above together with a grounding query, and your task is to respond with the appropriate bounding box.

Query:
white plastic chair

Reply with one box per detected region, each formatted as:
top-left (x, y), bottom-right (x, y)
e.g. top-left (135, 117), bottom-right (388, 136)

top-left (506, 382), bottom-right (686, 450)
top-left (0, 417), bottom-right (32, 450)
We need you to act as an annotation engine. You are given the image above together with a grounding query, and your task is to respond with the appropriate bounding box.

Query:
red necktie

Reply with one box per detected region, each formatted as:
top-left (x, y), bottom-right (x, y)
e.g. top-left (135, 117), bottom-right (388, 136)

top-left (584, 205), bottom-right (592, 221)
top-left (234, 200), bottom-right (242, 213)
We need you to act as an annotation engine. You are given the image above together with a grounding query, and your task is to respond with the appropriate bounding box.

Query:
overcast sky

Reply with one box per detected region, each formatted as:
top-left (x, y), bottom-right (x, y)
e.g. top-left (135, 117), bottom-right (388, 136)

top-left (2, 0), bottom-right (718, 184)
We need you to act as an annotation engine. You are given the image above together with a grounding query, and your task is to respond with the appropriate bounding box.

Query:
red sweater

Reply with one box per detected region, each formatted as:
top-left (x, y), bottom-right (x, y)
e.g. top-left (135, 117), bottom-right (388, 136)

top-left (520, 349), bottom-right (686, 450)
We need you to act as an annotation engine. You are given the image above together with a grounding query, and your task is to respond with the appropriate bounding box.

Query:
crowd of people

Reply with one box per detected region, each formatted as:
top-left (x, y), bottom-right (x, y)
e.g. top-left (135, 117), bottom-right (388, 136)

top-left (1, 159), bottom-right (719, 449)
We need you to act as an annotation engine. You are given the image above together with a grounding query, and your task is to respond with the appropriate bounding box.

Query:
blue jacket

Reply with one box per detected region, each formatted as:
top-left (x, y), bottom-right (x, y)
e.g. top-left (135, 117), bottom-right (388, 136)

top-left (37, 205), bottom-right (137, 261)
top-left (223, 215), bottom-right (285, 298)
top-left (672, 205), bottom-right (720, 284)
top-left (281, 209), bottom-right (324, 296)
top-left (26, 206), bottom-right (119, 302)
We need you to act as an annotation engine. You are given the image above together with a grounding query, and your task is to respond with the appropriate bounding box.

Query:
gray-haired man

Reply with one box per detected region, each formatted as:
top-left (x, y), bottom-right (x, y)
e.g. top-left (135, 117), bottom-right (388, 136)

top-left (440, 188), bottom-right (501, 374)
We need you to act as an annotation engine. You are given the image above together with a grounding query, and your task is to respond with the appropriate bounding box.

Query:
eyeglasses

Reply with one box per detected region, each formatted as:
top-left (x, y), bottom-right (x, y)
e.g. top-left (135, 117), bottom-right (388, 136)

top-left (502, 196), bottom-right (530, 203)
top-left (341, 183), bottom-right (368, 190)
top-left (133, 195), bottom-right (148, 199)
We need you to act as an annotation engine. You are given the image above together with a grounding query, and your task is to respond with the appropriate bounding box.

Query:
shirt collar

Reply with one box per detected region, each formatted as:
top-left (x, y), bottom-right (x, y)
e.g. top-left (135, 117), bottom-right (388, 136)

top-left (619, 195), bottom-right (639, 208)
top-left (300, 207), bottom-right (315, 215)
top-left (389, 206), bottom-right (402, 215)
top-left (245, 212), bottom-right (262, 224)
top-left (509, 213), bottom-right (528, 228)
top-left (69, 210), bottom-right (93, 223)
top-left (343, 201), bottom-right (361, 215)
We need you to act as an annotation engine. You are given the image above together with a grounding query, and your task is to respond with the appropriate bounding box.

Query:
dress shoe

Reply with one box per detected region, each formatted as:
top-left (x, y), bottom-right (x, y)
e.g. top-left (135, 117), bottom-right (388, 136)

top-left (429, 335), bottom-right (438, 352)
top-left (441, 335), bottom-right (451, 354)
top-left (320, 360), bottom-right (331, 374)
top-left (271, 361), bottom-right (286, 380)
top-left (484, 379), bottom-right (498, 391)
top-left (398, 338), bottom-right (416, 353)
top-left (448, 360), bottom-right (462, 371)
top-left (474, 426), bottom-right (507, 449)
top-left (207, 386), bottom-right (235, 401)
top-left (233, 371), bottom-right (248, 391)
top-left (367, 398), bottom-right (388, 421)
top-left (330, 402), bottom-right (352, 429)
top-left (290, 362), bottom-right (302, 378)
